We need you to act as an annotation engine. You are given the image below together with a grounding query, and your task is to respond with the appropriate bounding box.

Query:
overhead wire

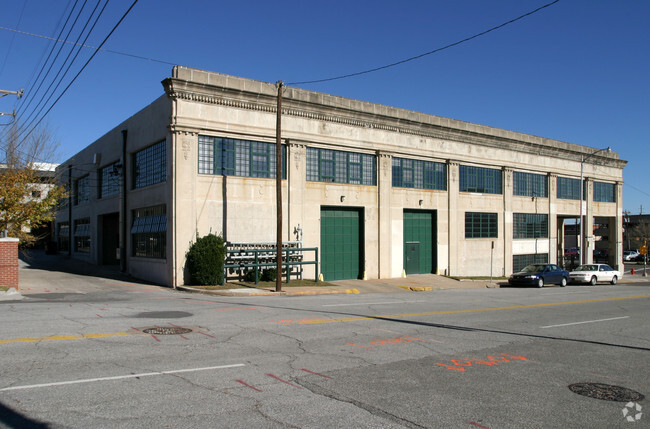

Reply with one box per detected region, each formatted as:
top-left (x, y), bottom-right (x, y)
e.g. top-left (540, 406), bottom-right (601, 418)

top-left (287, 0), bottom-right (561, 85)
top-left (10, 0), bottom-right (140, 155)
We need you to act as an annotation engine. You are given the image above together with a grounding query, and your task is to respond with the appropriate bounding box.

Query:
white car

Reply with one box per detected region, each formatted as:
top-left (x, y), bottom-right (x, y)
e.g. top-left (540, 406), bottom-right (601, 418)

top-left (624, 250), bottom-right (640, 261)
top-left (570, 264), bottom-right (622, 285)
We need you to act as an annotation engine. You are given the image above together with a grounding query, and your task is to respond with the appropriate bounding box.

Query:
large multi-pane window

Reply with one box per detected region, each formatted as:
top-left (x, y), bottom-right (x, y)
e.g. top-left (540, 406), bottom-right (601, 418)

top-left (131, 205), bottom-right (166, 259)
top-left (465, 212), bottom-right (498, 238)
top-left (392, 158), bottom-right (446, 190)
top-left (593, 181), bottom-right (616, 203)
top-left (459, 165), bottom-right (502, 194)
top-left (73, 218), bottom-right (90, 253)
top-left (513, 254), bottom-right (548, 272)
top-left (513, 213), bottom-right (548, 239)
top-left (557, 176), bottom-right (582, 200)
top-left (307, 147), bottom-right (376, 185)
top-left (57, 222), bottom-right (69, 252)
top-left (74, 175), bottom-right (89, 205)
top-left (513, 171), bottom-right (547, 198)
top-left (99, 162), bottom-right (120, 198)
top-left (133, 140), bottom-right (166, 189)
top-left (198, 136), bottom-right (286, 179)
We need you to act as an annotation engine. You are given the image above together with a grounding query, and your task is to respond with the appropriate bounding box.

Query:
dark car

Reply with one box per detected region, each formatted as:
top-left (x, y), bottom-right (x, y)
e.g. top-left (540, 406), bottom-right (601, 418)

top-left (508, 264), bottom-right (570, 288)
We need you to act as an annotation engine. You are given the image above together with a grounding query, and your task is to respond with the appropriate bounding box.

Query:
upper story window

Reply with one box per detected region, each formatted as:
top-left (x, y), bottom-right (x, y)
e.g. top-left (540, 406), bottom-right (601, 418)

top-left (198, 136), bottom-right (286, 179)
top-left (593, 181), bottom-right (616, 203)
top-left (307, 147), bottom-right (376, 185)
top-left (513, 171), bottom-right (547, 198)
top-left (513, 213), bottom-right (548, 239)
top-left (465, 212), bottom-right (498, 238)
top-left (99, 162), bottom-right (120, 198)
top-left (557, 176), bottom-right (582, 200)
top-left (74, 175), bottom-right (89, 205)
top-left (133, 140), bottom-right (166, 189)
top-left (459, 165), bottom-right (502, 194)
top-left (392, 158), bottom-right (446, 191)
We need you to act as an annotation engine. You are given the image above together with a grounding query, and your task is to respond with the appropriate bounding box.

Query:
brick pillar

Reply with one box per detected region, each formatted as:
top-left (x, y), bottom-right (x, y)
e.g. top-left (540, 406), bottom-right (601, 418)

top-left (0, 238), bottom-right (19, 289)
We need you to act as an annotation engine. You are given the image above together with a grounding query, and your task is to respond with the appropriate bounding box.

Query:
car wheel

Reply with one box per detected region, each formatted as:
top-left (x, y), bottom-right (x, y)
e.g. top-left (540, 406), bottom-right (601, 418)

top-left (537, 278), bottom-right (544, 288)
top-left (590, 276), bottom-right (597, 286)
top-left (610, 276), bottom-right (617, 285)
top-left (560, 277), bottom-right (567, 287)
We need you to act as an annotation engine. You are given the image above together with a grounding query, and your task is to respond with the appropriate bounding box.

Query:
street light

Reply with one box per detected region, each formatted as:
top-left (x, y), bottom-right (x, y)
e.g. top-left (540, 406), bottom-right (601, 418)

top-left (579, 146), bottom-right (612, 265)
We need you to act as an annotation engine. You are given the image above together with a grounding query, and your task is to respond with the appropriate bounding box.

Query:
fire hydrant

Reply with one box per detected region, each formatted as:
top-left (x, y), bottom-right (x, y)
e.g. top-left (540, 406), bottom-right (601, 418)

top-left (631, 268), bottom-right (635, 275)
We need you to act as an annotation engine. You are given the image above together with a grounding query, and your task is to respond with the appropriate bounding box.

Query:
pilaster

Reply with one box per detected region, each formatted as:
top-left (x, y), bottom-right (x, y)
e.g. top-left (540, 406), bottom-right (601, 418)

top-left (447, 161), bottom-right (459, 276)
top-left (377, 152), bottom-right (392, 278)
top-left (503, 167), bottom-right (513, 275)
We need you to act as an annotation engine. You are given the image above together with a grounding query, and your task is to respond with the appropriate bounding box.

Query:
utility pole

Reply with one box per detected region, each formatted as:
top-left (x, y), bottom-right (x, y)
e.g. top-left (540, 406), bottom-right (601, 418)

top-left (0, 89), bottom-right (23, 118)
top-left (275, 81), bottom-right (283, 292)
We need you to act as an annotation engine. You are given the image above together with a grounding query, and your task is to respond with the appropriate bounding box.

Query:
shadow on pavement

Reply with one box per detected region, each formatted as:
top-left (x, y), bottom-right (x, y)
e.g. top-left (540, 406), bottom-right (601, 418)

top-left (0, 401), bottom-right (51, 428)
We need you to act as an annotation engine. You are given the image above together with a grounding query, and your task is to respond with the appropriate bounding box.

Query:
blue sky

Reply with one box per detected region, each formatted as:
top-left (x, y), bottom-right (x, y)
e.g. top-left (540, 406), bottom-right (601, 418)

top-left (1, 0), bottom-right (648, 213)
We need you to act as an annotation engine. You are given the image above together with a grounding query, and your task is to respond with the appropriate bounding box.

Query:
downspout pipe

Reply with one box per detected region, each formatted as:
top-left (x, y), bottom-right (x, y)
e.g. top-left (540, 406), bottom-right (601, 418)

top-left (121, 130), bottom-right (128, 273)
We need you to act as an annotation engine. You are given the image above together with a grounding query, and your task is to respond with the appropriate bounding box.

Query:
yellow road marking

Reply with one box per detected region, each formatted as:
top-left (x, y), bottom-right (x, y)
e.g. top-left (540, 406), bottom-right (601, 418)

top-left (299, 294), bottom-right (650, 324)
top-left (0, 332), bottom-right (129, 344)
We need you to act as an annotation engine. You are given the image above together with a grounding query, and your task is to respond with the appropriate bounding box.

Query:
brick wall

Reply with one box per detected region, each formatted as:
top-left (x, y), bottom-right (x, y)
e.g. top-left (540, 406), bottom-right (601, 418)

top-left (0, 238), bottom-right (19, 289)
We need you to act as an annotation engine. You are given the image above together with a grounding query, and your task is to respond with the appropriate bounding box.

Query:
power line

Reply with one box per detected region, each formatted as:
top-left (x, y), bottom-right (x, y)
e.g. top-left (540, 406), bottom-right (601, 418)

top-left (0, 24), bottom-right (176, 66)
top-left (287, 0), bottom-right (561, 86)
top-left (12, 0), bottom-right (140, 153)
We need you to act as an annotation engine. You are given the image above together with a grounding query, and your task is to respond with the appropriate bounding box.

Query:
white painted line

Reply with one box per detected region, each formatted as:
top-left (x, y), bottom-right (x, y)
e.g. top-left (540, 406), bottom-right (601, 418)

top-left (323, 300), bottom-right (420, 307)
top-left (0, 363), bottom-right (245, 392)
top-left (540, 316), bottom-right (629, 329)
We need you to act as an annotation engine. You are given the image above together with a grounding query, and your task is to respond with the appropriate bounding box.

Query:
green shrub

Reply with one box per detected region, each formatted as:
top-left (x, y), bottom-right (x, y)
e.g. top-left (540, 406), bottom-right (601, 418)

top-left (261, 268), bottom-right (277, 282)
top-left (243, 269), bottom-right (257, 282)
top-left (185, 233), bottom-right (225, 285)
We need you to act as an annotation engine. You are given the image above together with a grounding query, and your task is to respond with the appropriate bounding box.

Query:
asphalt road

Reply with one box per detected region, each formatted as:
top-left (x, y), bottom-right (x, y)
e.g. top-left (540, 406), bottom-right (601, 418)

top-left (1, 268), bottom-right (649, 428)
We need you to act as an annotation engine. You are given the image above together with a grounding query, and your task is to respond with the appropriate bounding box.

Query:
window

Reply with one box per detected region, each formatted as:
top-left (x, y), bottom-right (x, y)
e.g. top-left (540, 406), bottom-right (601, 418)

top-left (459, 165), bottom-right (502, 194)
top-left (57, 222), bottom-right (69, 252)
top-left (593, 181), bottom-right (616, 203)
top-left (513, 171), bottom-right (547, 198)
top-left (99, 162), bottom-right (120, 198)
top-left (74, 175), bottom-right (89, 205)
top-left (557, 176), bottom-right (581, 200)
top-left (392, 158), bottom-right (446, 190)
top-left (133, 140), bottom-right (166, 189)
top-left (465, 212), bottom-right (498, 238)
top-left (198, 136), bottom-right (286, 179)
top-left (306, 147), bottom-right (376, 185)
top-left (513, 254), bottom-right (548, 272)
top-left (73, 218), bottom-right (90, 253)
top-left (131, 205), bottom-right (166, 258)
top-left (513, 213), bottom-right (548, 239)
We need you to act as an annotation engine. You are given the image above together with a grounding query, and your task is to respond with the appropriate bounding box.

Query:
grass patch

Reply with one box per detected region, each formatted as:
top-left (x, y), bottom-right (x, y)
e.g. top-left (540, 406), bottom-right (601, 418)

top-left (0, 286), bottom-right (9, 292)
top-left (188, 279), bottom-right (334, 290)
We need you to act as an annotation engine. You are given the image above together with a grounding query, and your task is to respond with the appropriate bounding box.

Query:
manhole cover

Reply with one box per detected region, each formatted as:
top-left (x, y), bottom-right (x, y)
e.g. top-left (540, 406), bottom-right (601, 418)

top-left (568, 383), bottom-right (645, 402)
top-left (142, 327), bottom-right (193, 335)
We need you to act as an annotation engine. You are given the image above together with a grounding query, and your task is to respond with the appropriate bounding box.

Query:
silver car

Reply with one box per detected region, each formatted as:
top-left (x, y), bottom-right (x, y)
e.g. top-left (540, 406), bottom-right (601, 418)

top-left (570, 264), bottom-right (622, 285)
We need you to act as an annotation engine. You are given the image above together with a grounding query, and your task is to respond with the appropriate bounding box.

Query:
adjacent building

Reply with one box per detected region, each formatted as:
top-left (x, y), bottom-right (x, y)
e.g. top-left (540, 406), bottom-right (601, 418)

top-left (54, 66), bottom-right (627, 287)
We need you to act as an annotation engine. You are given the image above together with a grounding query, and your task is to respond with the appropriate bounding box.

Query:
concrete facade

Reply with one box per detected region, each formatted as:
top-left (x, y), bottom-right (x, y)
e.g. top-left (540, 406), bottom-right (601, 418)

top-left (55, 66), bottom-right (627, 287)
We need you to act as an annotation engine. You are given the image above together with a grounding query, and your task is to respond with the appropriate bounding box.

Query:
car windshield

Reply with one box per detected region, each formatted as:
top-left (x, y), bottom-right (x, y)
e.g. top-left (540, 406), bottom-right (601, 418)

top-left (521, 265), bottom-right (545, 273)
top-left (575, 265), bottom-right (597, 271)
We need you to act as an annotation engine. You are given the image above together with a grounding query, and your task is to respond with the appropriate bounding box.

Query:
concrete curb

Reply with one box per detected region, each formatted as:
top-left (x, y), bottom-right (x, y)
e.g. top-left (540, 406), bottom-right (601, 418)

top-left (0, 288), bottom-right (23, 301)
top-left (176, 285), bottom-right (360, 296)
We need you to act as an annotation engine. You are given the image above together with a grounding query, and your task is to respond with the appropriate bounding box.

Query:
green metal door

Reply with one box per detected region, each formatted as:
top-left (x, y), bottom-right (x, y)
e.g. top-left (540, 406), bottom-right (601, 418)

top-left (403, 210), bottom-right (436, 274)
top-left (321, 207), bottom-right (363, 281)
top-left (405, 241), bottom-right (420, 275)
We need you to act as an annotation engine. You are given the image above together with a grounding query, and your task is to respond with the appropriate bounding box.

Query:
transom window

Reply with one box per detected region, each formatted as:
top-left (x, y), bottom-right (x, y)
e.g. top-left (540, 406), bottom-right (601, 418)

top-left (198, 136), bottom-right (286, 179)
top-left (593, 181), bottom-right (616, 203)
top-left (99, 162), bottom-right (120, 198)
top-left (459, 165), bottom-right (502, 194)
top-left (557, 176), bottom-right (582, 200)
top-left (306, 147), bottom-right (376, 185)
top-left (133, 140), bottom-right (166, 189)
top-left (513, 171), bottom-right (547, 198)
top-left (74, 175), bottom-right (89, 205)
top-left (465, 212), bottom-right (498, 238)
top-left (392, 158), bottom-right (446, 190)
top-left (513, 213), bottom-right (548, 239)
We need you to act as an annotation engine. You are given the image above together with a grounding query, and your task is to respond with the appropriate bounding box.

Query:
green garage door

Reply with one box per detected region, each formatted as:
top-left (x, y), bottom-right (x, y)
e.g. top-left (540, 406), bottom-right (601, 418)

top-left (321, 207), bottom-right (363, 281)
top-left (403, 210), bottom-right (436, 274)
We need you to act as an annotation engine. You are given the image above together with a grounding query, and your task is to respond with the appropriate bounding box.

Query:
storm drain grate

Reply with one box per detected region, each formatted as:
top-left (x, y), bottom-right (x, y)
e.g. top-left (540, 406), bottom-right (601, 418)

top-left (142, 327), bottom-right (193, 335)
top-left (568, 383), bottom-right (645, 402)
